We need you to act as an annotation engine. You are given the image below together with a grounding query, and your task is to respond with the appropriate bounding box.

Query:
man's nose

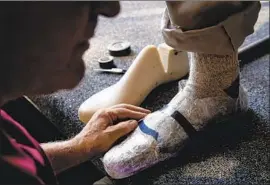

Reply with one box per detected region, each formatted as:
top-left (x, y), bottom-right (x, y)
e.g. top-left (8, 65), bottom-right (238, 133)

top-left (96, 1), bottom-right (120, 17)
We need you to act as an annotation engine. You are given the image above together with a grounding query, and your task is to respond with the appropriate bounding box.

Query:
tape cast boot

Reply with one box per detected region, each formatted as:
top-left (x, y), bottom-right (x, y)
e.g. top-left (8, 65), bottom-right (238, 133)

top-left (102, 52), bottom-right (248, 179)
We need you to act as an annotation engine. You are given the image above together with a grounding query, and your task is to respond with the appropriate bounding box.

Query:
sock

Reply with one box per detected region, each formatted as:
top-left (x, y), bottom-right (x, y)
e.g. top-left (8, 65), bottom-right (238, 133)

top-left (165, 52), bottom-right (240, 130)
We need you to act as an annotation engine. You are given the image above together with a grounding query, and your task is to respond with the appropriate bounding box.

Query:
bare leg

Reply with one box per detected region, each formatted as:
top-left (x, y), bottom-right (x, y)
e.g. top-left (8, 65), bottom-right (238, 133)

top-left (79, 44), bottom-right (189, 123)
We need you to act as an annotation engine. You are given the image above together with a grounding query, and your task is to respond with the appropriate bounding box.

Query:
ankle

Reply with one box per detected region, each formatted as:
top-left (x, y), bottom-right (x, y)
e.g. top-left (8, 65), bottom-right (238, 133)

top-left (189, 52), bottom-right (239, 89)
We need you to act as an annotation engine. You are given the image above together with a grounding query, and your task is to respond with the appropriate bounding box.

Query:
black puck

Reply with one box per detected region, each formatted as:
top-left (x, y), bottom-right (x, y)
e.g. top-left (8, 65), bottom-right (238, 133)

top-left (98, 56), bottom-right (116, 69)
top-left (108, 41), bottom-right (131, 56)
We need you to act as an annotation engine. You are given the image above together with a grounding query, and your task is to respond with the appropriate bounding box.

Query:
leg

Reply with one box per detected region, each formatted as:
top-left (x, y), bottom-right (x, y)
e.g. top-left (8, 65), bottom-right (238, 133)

top-left (163, 1), bottom-right (261, 54)
top-left (165, 1), bottom-right (250, 31)
top-left (79, 44), bottom-right (189, 123)
top-left (103, 1), bottom-right (261, 179)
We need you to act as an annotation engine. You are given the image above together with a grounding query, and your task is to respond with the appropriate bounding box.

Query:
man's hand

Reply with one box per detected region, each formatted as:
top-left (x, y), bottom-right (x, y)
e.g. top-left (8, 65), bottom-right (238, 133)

top-left (74, 104), bottom-right (151, 155)
top-left (42, 104), bottom-right (150, 174)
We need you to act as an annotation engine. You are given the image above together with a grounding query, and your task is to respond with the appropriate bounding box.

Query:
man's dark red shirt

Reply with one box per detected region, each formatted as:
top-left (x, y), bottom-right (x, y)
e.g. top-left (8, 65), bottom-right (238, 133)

top-left (0, 110), bottom-right (57, 184)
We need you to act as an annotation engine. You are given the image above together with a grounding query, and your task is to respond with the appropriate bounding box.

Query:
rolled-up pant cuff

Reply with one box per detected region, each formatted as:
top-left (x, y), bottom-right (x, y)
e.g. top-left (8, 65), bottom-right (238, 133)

top-left (161, 2), bottom-right (261, 55)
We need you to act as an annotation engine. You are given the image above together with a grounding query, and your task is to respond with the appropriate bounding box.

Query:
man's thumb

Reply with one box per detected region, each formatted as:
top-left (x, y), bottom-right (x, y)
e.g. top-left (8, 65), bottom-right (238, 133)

top-left (109, 120), bottom-right (138, 141)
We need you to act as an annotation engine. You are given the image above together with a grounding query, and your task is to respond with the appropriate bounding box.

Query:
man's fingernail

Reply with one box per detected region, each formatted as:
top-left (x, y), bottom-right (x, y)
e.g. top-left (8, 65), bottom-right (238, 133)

top-left (143, 112), bottom-right (149, 116)
top-left (144, 108), bottom-right (151, 112)
top-left (129, 120), bottom-right (138, 127)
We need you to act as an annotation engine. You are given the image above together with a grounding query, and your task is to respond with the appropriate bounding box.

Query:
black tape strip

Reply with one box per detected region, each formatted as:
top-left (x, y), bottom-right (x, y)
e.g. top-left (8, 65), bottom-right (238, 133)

top-left (98, 56), bottom-right (116, 69)
top-left (224, 75), bottom-right (240, 99)
top-left (170, 111), bottom-right (197, 137)
top-left (99, 61), bottom-right (116, 69)
top-left (109, 46), bottom-right (131, 57)
top-left (108, 41), bottom-right (131, 57)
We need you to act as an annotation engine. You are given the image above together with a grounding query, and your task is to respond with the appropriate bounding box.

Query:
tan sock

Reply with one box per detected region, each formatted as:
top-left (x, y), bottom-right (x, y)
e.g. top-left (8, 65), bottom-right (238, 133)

top-left (165, 52), bottom-right (240, 130)
top-left (188, 52), bottom-right (239, 96)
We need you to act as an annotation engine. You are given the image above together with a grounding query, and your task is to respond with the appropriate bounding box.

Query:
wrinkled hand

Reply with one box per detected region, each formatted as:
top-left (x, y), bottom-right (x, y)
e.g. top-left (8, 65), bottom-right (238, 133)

top-left (74, 104), bottom-right (151, 156)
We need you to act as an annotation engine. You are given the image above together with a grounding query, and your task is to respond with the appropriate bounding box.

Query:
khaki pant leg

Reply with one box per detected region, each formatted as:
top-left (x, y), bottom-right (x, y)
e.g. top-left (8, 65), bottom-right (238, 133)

top-left (161, 2), bottom-right (261, 55)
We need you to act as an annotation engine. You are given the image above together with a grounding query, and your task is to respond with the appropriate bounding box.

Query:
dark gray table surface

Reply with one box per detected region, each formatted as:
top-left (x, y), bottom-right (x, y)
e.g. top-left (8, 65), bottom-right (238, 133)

top-left (30, 2), bottom-right (270, 184)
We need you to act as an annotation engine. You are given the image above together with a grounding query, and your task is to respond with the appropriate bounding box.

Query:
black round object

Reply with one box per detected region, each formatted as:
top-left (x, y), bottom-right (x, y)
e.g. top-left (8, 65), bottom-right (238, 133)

top-left (98, 56), bottom-right (116, 69)
top-left (108, 41), bottom-right (131, 56)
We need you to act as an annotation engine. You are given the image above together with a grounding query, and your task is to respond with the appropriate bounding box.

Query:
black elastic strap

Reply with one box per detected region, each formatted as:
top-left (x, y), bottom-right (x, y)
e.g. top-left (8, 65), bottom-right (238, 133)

top-left (170, 111), bottom-right (197, 137)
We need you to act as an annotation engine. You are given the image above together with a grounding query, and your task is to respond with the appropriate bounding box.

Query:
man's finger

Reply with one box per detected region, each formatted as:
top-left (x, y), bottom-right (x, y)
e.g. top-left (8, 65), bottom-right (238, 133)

top-left (111, 104), bottom-right (151, 114)
top-left (107, 108), bottom-right (149, 121)
top-left (106, 120), bottom-right (138, 141)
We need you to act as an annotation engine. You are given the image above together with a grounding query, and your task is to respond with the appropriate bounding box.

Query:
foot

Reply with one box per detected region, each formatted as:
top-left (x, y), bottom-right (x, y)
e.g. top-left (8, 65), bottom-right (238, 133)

top-left (102, 52), bottom-right (248, 179)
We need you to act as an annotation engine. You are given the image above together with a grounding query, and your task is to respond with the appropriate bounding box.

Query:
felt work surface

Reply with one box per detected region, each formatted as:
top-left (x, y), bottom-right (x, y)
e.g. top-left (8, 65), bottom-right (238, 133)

top-left (30, 2), bottom-right (269, 184)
